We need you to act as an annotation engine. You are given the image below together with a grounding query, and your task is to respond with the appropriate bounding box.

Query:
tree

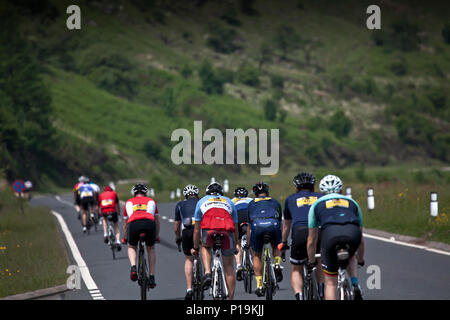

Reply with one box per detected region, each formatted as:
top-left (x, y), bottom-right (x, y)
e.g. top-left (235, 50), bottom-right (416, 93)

top-left (328, 110), bottom-right (352, 138)
top-left (273, 25), bottom-right (300, 60)
top-left (198, 61), bottom-right (225, 95)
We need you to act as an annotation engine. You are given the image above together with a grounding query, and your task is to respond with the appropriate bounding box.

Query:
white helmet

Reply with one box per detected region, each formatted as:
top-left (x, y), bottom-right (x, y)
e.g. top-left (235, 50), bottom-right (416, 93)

top-left (319, 175), bottom-right (343, 194)
top-left (183, 184), bottom-right (199, 197)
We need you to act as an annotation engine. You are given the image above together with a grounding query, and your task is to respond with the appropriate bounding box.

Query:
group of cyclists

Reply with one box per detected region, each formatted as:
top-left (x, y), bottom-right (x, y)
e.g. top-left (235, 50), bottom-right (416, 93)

top-left (173, 172), bottom-right (365, 300)
top-left (72, 171), bottom-right (365, 300)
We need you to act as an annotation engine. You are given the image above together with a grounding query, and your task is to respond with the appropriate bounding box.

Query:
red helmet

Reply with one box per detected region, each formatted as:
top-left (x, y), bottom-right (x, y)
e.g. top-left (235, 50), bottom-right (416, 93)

top-left (104, 186), bottom-right (113, 192)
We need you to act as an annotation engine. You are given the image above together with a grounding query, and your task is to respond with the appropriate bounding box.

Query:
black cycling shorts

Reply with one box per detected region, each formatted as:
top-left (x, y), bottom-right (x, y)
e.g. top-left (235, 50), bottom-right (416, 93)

top-left (237, 211), bottom-right (249, 239)
top-left (290, 226), bottom-right (321, 265)
top-left (320, 224), bottom-right (361, 275)
top-left (81, 197), bottom-right (94, 211)
top-left (181, 227), bottom-right (194, 256)
top-left (128, 219), bottom-right (156, 247)
top-left (103, 211), bottom-right (118, 224)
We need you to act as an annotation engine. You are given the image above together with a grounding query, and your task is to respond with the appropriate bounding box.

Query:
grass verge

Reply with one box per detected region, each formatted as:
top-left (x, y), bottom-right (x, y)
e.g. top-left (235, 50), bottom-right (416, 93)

top-left (0, 189), bottom-right (69, 298)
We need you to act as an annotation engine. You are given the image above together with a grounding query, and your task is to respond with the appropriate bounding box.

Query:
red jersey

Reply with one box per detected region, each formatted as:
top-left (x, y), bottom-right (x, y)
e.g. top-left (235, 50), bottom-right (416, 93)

top-left (73, 182), bottom-right (83, 192)
top-left (123, 196), bottom-right (158, 224)
top-left (99, 190), bottom-right (119, 214)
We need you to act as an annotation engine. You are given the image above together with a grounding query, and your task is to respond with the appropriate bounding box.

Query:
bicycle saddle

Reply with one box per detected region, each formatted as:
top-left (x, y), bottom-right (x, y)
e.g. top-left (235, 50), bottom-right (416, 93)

top-left (263, 233), bottom-right (272, 244)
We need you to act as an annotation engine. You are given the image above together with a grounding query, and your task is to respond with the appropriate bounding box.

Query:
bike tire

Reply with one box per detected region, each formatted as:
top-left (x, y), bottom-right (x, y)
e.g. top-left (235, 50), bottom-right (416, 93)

top-left (265, 260), bottom-right (273, 300)
top-left (245, 252), bottom-right (253, 293)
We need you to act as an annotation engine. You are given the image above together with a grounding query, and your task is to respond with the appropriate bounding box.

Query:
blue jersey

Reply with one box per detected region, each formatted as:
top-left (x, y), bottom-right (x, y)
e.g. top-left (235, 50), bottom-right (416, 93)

top-left (78, 184), bottom-right (95, 199)
top-left (175, 197), bottom-right (199, 230)
top-left (231, 197), bottom-right (253, 215)
top-left (247, 197), bottom-right (282, 223)
top-left (308, 193), bottom-right (364, 230)
top-left (284, 191), bottom-right (323, 228)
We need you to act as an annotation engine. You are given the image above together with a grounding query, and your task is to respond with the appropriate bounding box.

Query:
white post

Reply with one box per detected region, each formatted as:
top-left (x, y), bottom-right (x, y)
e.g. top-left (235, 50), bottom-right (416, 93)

top-left (149, 188), bottom-right (155, 197)
top-left (170, 191), bottom-right (175, 200)
top-left (367, 188), bottom-right (375, 211)
top-left (109, 182), bottom-right (116, 191)
top-left (345, 186), bottom-right (352, 198)
top-left (224, 179), bottom-right (229, 193)
top-left (211, 177), bottom-right (216, 184)
top-left (430, 192), bottom-right (438, 217)
top-left (176, 188), bottom-right (181, 198)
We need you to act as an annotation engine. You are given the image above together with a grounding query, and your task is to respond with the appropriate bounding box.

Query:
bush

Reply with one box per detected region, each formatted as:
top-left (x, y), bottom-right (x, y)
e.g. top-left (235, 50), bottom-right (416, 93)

top-left (220, 5), bottom-right (241, 26)
top-left (270, 74), bottom-right (284, 89)
top-left (390, 58), bottom-right (407, 76)
top-left (150, 174), bottom-right (164, 191)
top-left (143, 140), bottom-right (162, 159)
top-left (328, 110), bottom-right (352, 138)
top-left (206, 23), bottom-right (239, 54)
top-left (371, 19), bottom-right (421, 52)
top-left (180, 63), bottom-right (193, 78)
top-left (263, 98), bottom-right (278, 121)
top-left (427, 90), bottom-right (446, 110)
top-left (236, 64), bottom-right (260, 87)
top-left (198, 61), bottom-right (225, 94)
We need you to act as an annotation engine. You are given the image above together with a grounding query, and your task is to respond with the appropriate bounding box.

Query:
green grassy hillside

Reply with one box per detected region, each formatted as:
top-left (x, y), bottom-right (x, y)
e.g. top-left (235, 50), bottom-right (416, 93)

top-left (1, 0), bottom-right (449, 190)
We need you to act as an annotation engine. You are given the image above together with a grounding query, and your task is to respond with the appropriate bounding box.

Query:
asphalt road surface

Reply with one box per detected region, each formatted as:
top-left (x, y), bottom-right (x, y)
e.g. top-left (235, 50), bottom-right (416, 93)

top-left (31, 194), bottom-right (450, 300)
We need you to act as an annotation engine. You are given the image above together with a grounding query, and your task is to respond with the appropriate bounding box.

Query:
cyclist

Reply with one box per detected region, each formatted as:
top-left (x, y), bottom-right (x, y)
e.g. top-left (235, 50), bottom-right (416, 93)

top-left (88, 180), bottom-right (101, 222)
top-left (191, 182), bottom-right (239, 300)
top-left (247, 182), bottom-right (283, 297)
top-left (78, 178), bottom-right (96, 233)
top-left (73, 176), bottom-right (86, 220)
top-left (307, 175), bottom-right (365, 300)
top-left (282, 172), bottom-right (324, 300)
top-left (99, 185), bottom-right (122, 251)
top-left (231, 187), bottom-right (253, 282)
top-left (174, 184), bottom-right (200, 300)
top-left (123, 184), bottom-right (160, 288)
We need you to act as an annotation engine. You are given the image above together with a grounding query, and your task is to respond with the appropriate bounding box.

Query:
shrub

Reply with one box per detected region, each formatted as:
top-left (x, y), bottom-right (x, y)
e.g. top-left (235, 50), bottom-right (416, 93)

top-left (236, 64), bottom-right (260, 87)
top-left (270, 74), bottom-right (284, 89)
top-left (220, 5), bottom-right (241, 26)
top-left (198, 61), bottom-right (225, 94)
top-left (263, 98), bottom-right (278, 121)
top-left (389, 58), bottom-right (407, 76)
top-left (180, 63), bottom-right (193, 78)
top-left (328, 110), bottom-right (352, 138)
top-left (143, 140), bottom-right (162, 159)
top-left (206, 23), bottom-right (239, 54)
top-left (427, 90), bottom-right (446, 110)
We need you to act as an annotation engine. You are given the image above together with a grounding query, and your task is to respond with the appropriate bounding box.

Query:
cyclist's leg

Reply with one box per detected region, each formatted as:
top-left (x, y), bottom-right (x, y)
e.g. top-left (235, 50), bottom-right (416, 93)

top-left (182, 228), bottom-right (194, 291)
top-left (200, 229), bottom-right (213, 275)
top-left (222, 231), bottom-right (237, 299)
top-left (324, 273), bottom-right (338, 300)
top-left (144, 219), bottom-right (157, 276)
top-left (290, 226), bottom-right (308, 297)
top-left (250, 224), bottom-right (264, 291)
top-left (320, 225), bottom-right (341, 300)
top-left (101, 213), bottom-right (108, 237)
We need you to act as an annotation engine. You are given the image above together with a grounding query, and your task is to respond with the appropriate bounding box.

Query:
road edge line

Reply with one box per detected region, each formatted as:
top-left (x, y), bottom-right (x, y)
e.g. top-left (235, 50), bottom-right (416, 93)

top-left (51, 210), bottom-right (106, 300)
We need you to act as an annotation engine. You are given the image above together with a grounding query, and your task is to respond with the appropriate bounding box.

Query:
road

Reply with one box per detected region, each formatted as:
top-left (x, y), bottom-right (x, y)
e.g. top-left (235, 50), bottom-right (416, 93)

top-left (31, 193), bottom-right (450, 300)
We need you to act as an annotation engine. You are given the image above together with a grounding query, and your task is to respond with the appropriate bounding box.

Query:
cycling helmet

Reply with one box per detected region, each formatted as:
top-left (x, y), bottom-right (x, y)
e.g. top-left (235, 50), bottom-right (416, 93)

top-left (104, 186), bottom-right (113, 192)
top-left (183, 184), bottom-right (199, 197)
top-left (319, 175), bottom-right (343, 194)
top-left (252, 182), bottom-right (269, 196)
top-left (205, 182), bottom-right (224, 196)
top-left (131, 183), bottom-right (149, 196)
top-left (293, 172), bottom-right (316, 189)
top-left (78, 176), bottom-right (88, 182)
top-left (234, 187), bottom-right (249, 198)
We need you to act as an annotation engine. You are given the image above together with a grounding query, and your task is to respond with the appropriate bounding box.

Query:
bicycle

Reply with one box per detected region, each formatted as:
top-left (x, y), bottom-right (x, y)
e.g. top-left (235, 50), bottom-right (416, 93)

top-left (302, 253), bottom-right (322, 300)
top-left (336, 244), bottom-right (353, 300)
top-left (261, 233), bottom-right (277, 300)
top-left (178, 240), bottom-right (204, 300)
top-left (240, 224), bottom-right (253, 294)
top-left (105, 214), bottom-right (118, 260)
top-left (137, 233), bottom-right (150, 300)
top-left (210, 233), bottom-right (228, 300)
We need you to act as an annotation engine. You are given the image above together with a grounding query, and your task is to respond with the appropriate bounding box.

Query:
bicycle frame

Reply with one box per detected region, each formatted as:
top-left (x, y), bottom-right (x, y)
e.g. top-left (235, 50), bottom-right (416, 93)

top-left (211, 247), bottom-right (228, 299)
top-left (106, 215), bottom-right (116, 259)
top-left (137, 234), bottom-right (149, 300)
top-left (261, 241), bottom-right (276, 300)
top-left (241, 234), bottom-right (253, 293)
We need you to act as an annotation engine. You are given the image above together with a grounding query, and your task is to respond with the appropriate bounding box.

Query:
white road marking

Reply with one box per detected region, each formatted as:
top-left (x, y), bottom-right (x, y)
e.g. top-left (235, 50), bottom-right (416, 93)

top-left (363, 233), bottom-right (450, 256)
top-left (168, 219), bottom-right (175, 223)
top-left (51, 210), bottom-right (106, 300)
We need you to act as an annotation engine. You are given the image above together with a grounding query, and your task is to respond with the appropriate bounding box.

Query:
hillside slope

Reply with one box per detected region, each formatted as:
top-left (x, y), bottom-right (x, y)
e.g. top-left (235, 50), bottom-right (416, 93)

top-left (1, 0), bottom-right (449, 189)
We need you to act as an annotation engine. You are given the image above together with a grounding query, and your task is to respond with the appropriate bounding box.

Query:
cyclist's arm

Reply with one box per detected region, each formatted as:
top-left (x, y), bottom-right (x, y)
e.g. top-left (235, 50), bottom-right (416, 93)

top-left (193, 223), bottom-right (201, 249)
top-left (122, 201), bottom-right (130, 240)
top-left (174, 204), bottom-right (182, 240)
top-left (357, 229), bottom-right (365, 263)
top-left (307, 227), bottom-right (318, 264)
top-left (282, 198), bottom-right (292, 243)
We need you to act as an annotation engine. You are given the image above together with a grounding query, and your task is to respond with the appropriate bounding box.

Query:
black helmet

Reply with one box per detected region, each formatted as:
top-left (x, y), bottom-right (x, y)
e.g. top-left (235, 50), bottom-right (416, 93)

top-left (252, 182), bottom-right (269, 196)
top-left (234, 187), bottom-right (248, 198)
top-left (131, 183), bottom-right (149, 196)
top-left (205, 182), bottom-right (224, 196)
top-left (293, 172), bottom-right (315, 189)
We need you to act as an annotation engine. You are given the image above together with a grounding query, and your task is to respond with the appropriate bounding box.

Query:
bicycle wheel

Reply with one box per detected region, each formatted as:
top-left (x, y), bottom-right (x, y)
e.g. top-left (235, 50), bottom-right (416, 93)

top-left (138, 244), bottom-right (148, 300)
top-left (244, 251), bottom-right (253, 293)
top-left (302, 266), bottom-right (311, 300)
top-left (264, 258), bottom-right (273, 300)
top-left (109, 227), bottom-right (116, 260)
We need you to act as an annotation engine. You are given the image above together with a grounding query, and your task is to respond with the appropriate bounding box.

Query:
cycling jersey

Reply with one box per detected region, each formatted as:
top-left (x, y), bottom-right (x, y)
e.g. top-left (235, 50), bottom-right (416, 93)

top-left (174, 197), bottom-right (199, 230)
top-left (247, 197), bottom-right (282, 252)
top-left (247, 197), bottom-right (282, 223)
top-left (231, 197), bottom-right (253, 213)
top-left (308, 193), bottom-right (363, 230)
top-left (73, 182), bottom-right (83, 192)
top-left (99, 190), bottom-right (119, 214)
top-left (284, 191), bottom-right (323, 228)
top-left (123, 196), bottom-right (158, 224)
top-left (194, 195), bottom-right (238, 232)
top-left (78, 184), bottom-right (95, 199)
top-left (89, 182), bottom-right (100, 194)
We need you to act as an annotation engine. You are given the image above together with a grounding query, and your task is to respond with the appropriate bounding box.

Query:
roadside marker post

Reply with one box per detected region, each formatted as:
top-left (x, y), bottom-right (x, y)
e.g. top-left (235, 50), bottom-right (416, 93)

top-left (176, 188), bottom-right (181, 199)
top-left (430, 192), bottom-right (438, 217)
top-left (346, 186), bottom-right (352, 198)
top-left (170, 191), bottom-right (175, 200)
top-left (224, 179), bottom-right (229, 193)
top-left (367, 188), bottom-right (375, 211)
